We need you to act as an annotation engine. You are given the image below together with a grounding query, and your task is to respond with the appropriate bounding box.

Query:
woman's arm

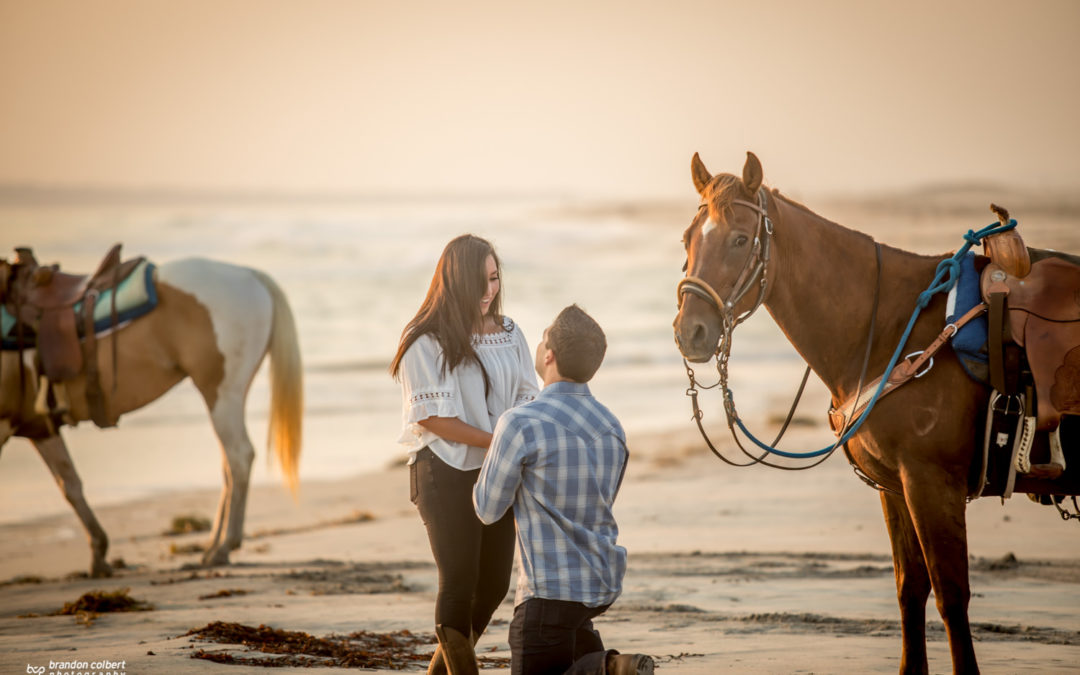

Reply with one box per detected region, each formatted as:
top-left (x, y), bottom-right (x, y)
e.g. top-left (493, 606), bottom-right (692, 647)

top-left (513, 325), bottom-right (540, 404)
top-left (418, 416), bottom-right (493, 449)
top-left (400, 336), bottom-right (489, 447)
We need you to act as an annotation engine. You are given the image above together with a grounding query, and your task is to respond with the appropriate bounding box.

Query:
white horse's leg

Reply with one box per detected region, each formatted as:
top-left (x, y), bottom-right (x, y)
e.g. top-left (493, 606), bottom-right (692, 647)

top-left (32, 434), bottom-right (111, 577)
top-left (156, 260), bottom-right (281, 568)
top-left (158, 263), bottom-right (274, 567)
top-left (202, 392), bottom-right (256, 566)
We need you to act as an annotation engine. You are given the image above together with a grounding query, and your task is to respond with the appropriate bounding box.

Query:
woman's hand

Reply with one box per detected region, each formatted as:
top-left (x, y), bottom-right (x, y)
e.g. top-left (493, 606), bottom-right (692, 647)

top-left (418, 417), bottom-right (493, 450)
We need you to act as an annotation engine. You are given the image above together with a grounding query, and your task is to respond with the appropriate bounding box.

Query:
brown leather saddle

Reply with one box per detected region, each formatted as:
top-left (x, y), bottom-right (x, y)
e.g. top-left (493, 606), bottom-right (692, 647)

top-left (980, 238), bottom-right (1080, 430)
top-left (1, 244), bottom-right (145, 428)
top-left (976, 216), bottom-right (1079, 485)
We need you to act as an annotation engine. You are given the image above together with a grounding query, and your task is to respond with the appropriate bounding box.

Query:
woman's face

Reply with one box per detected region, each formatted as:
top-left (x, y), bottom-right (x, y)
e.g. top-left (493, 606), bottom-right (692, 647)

top-left (480, 254), bottom-right (499, 316)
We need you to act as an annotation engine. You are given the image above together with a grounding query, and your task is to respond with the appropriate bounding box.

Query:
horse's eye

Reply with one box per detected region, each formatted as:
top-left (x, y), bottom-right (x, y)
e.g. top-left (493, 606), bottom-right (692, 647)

top-left (733, 235), bottom-right (749, 247)
top-left (681, 259), bottom-right (688, 272)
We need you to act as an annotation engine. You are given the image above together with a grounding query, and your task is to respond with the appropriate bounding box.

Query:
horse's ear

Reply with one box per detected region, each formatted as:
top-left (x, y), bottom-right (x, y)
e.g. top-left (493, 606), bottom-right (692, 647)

top-left (691, 152), bottom-right (712, 196)
top-left (742, 151), bottom-right (763, 195)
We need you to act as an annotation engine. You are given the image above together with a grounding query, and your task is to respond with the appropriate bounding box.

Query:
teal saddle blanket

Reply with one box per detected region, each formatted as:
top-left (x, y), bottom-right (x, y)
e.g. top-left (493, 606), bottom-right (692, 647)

top-left (1, 260), bottom-right (158, 350)
top-left (949, 252), bottom-right (990, 385)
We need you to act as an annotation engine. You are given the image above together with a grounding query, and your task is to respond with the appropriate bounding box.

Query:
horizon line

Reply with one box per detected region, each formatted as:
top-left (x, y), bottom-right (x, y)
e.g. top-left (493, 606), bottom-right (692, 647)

top-left (0, 179), bottom-right (1075, 209)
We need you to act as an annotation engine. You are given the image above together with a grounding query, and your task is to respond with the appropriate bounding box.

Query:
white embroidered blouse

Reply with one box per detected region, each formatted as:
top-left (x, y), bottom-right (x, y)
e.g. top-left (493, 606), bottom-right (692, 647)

top-left (397, 317), bottom-right (540, 470)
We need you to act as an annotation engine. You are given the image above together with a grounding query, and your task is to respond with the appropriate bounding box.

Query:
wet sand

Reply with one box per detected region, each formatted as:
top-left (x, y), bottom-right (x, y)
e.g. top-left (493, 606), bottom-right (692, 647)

top-left (1, 427), bottom-right (1078, 673)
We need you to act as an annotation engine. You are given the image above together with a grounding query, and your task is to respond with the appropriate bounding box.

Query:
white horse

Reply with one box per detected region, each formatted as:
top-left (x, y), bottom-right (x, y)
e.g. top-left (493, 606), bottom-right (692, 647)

top-left (0, 257), bottom-right (303, 577)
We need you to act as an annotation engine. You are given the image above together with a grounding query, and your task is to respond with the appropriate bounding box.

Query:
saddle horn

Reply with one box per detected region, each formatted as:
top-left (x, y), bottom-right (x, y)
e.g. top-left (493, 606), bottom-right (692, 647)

top-left (13, 247), bottom-right (37, 267)
top-left (990, 203), bottom-right (1011, 227)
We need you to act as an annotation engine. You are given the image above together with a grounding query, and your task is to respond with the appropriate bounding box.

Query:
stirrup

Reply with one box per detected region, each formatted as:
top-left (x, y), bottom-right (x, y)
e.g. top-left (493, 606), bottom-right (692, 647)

top-left (33, 376), bottom-right (75, 428)
top-left (33, 376), bottom-right (60, 436)
top-left (1011, 415), bottom-right (1037, 474)
top-left (1027, 425), bottom-right (1066, 479)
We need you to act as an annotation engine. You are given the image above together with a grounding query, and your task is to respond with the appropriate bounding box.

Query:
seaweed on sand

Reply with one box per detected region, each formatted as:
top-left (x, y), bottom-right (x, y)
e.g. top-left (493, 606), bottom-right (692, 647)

top-left (50, 588), bottom-right (153, 626)
top-left (186, 621), bottom-right (510, 669)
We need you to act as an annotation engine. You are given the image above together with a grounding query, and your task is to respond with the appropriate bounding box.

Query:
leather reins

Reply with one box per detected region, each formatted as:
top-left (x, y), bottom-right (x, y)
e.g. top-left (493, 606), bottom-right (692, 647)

top-left (677, 189), bottom-right (889, 474)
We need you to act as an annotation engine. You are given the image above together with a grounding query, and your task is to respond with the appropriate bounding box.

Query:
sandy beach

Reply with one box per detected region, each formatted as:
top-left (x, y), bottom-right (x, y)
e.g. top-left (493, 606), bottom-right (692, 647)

top-left (1, 425), bottom-right (1078, 674)
top-left (3, 0), bottom-right (1079, 671)
top-left (2, 177), bottom-right (1076, 675)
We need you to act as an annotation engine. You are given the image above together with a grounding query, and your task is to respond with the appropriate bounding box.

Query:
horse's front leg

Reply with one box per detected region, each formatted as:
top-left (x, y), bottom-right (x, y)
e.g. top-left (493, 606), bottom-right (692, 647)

top-left (901, 469), bottom-right (979, 674)
top-left (32, 434), bottom-right (111, 578)
top-left (881, 490), bottom-right (930, 675)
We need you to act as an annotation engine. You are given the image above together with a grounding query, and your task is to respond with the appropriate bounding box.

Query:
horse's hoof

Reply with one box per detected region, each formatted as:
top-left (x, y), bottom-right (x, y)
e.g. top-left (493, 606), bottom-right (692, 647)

top-left (201, 550), bottom-right (231, 568)
top-left (90, 562), bottom-right (113, 578)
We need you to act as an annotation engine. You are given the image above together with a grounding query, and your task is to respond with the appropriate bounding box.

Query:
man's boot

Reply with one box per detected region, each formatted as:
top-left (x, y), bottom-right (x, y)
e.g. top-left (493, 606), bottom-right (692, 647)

top-left (434, 624), bottom-right (478, 675)
top-left (606, 652), bottom-right (656, 675)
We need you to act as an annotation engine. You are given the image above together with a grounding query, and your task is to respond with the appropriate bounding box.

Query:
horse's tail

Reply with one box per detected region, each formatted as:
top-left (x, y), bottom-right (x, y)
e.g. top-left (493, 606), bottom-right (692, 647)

top-left (251, 269), bottom-right (303, 498)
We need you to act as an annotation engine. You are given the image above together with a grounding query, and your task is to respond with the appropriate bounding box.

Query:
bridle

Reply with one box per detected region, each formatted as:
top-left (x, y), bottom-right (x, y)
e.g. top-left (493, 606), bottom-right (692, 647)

top-left (675, 187), bottom-right (810, 470)
top-left (676, 188), bottom-right (774, 334)
top-left (675, 188), bottom-right (880, 473)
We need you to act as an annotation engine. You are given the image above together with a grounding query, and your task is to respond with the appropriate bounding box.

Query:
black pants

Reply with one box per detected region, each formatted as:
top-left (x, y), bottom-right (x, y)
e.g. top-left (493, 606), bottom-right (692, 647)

top-left (509, 598), bottom-right (615, 675)
top-left (411, 447), bottom-right (516, 638)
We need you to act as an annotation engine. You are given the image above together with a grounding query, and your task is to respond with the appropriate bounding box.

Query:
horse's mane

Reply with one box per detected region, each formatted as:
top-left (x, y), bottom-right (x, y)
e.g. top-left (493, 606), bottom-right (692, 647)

top-left (771, 187), bottom-right (874, 242)
top-left (771, 187), bottom-right (943, 262)
top-left (697, 178), bottom-right (936, 261)
top-left (769, 187), bottom-right (816, 216)
top-left (709, 174), bottom-right (748, 209)
top-left (709, 177), bottom-right (818, 221)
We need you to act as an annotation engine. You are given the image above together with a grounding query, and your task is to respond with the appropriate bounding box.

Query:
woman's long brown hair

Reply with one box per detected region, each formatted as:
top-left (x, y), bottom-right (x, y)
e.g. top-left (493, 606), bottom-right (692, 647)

top-left (390, 234), bottom-right (504, 384)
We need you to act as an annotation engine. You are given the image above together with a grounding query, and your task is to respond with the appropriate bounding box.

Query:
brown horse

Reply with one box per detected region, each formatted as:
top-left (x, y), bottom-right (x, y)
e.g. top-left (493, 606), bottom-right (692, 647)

top-left (0, 256), bottom-right (303, 577)
top-left (672, 152), bottom-right (1076, 674)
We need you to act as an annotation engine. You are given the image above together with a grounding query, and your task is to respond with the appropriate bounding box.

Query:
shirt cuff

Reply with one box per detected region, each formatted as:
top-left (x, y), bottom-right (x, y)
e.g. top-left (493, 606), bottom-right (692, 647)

top-left (406, 391), bottom-right (458, 424)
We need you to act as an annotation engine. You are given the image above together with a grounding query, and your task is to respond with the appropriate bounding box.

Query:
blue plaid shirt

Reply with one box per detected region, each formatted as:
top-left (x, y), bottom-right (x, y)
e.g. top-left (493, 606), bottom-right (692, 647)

top-left (473, 381), bottom-right (628, 608)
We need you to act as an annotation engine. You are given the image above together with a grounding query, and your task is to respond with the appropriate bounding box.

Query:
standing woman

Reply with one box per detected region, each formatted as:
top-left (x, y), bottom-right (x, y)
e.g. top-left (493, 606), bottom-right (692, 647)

top-left (391, 234), bottom-right (539, 675)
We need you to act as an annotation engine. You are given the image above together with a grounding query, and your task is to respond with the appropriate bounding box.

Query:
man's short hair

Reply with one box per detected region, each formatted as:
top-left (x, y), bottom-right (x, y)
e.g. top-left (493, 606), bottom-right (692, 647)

top-left (547, 305), bottom-right (606, 383)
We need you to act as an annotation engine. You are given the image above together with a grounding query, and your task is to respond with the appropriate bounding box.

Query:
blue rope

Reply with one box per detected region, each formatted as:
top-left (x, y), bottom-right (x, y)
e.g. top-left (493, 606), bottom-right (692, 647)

top-left (731, 218), bottom-right (1017, 459)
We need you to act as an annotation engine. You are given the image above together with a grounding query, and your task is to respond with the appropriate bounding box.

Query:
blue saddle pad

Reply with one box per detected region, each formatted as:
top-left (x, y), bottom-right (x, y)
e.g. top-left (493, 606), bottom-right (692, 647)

top-left (1, 260), bottom-right (158, 350)
top-left (948, 252), bottom-right (989, 384)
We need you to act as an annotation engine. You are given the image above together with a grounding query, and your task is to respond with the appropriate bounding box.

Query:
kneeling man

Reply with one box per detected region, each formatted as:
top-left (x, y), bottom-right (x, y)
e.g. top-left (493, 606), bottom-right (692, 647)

top-left (474, 305), bottom-right (653, 675)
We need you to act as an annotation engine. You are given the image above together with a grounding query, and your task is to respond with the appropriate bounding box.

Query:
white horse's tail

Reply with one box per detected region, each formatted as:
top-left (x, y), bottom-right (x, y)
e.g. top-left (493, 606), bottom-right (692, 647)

top-left (251, 270), bottom-right (303, 497)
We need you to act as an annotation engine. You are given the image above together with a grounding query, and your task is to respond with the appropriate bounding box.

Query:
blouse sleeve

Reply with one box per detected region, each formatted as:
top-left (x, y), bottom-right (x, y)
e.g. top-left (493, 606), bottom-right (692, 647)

top-left (512, 326), bottom-right (540, 407)
top-left (399, 335), bottom-right (464, 423)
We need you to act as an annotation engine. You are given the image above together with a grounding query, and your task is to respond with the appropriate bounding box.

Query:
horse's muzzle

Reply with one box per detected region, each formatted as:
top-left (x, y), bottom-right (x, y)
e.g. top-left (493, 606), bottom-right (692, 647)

top-left (673, 310), bottom-right (718, 363)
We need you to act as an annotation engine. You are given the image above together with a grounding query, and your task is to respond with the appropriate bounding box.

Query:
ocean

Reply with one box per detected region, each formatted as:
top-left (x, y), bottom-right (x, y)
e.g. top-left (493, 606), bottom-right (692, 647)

top-left (1, 190), bottom-right (1076, 524)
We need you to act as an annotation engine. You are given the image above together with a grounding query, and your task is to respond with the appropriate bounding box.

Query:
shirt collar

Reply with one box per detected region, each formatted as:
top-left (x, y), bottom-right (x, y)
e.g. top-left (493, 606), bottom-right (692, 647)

top-left (540, 380), bottom-right (591, 397)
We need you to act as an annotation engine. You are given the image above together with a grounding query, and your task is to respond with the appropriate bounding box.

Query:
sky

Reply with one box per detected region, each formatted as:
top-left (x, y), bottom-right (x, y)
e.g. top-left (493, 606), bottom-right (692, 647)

top-left (1, 0), bottom-right (1078, 200)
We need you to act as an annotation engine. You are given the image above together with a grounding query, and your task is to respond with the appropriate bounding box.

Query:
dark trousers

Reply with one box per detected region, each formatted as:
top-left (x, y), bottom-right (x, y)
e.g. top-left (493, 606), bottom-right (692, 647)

top-left (509, 598), bottom-right (615, 675)
top-left (411, 447), bottom-right (516, 638)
